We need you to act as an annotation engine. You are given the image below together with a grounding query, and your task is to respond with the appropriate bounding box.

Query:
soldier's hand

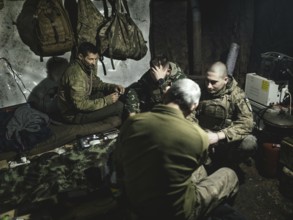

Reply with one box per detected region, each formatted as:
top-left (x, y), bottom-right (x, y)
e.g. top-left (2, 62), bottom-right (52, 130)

top-left (108, 92), bottom-right (120, 103)
top-left (207, 131), bottom-right (219, 145)
top-left (129, 112), bottom-right (136, 117)
top-left (114, 85), bottom-right (125, 95)
top-left (151, 64), bottom-right (170, 81)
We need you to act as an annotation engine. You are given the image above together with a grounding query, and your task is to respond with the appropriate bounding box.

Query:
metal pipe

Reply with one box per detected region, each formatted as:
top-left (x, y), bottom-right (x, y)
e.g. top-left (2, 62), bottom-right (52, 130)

top-left (226, 42), bottom-right (240, 76)
top-left (191, 0), bottom-right (202, 75)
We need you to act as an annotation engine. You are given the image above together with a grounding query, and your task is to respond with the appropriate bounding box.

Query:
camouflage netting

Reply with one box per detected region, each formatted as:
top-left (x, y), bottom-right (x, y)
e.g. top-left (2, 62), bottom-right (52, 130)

top-left (0, 138), bottom-right (117, 209)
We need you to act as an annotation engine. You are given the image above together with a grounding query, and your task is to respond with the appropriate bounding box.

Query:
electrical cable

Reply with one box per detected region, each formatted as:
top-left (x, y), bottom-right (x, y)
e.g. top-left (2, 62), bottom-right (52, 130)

top-left (254, 104), bottom-right (273, 130)
top-left (286, 90), bottom-right (292, 115)
top-left (282, 88), bottom-right (292, 115)
top-left (0, 57), bottom-right (31, 102)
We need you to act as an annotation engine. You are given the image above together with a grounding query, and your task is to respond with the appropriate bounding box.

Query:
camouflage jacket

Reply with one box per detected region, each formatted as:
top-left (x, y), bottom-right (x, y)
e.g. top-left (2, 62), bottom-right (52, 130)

top-left (197, 76), bottom-right (254, 142)
top-left (124, 62), bottom-right (186, 114)
top-left (57, 60), bottom-right (117, 122)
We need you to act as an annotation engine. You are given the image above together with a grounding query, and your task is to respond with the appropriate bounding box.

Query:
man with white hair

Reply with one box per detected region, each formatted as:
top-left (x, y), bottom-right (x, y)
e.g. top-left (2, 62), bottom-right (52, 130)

top-left (114, 79), bottom-right (239, 220)
top-left (197, 61), bottom-right (257, 171)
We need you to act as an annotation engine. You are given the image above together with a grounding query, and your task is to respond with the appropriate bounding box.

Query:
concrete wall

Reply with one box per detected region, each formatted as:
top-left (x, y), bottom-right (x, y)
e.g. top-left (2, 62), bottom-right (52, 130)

top-left (0, 0), bottom-right (151, 108)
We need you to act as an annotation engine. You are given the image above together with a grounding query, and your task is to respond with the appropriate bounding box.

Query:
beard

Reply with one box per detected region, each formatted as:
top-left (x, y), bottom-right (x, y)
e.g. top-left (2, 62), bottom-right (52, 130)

top-left (84, 60), bottom-right (95, 70)
top-left (80, 59), bottom-right (96, 73)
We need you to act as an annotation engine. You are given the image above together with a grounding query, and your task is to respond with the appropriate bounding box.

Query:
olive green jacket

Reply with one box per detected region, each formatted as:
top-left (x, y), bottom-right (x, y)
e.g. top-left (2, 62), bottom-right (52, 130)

top-left (115, 104), bottom-right (209, 219)
top-left (57, 60), bottom-right (117, 122)
top-left (197, 76), bottom-right (254, 142)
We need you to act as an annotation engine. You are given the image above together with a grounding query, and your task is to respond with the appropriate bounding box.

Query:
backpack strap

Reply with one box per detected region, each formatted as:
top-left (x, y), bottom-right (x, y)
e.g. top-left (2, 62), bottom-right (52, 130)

top-left (121, 0), bottom-right (130, 15)
top-left (102, 0), bottom-right (109, 19)
top-left (100, 56), bottom-right (107, 76)
top-left (107, 0), bottom-right (120, 70)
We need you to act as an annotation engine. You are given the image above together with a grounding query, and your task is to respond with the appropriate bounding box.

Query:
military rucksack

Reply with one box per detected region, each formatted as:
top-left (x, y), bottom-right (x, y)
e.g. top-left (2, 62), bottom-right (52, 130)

top-left (76, 0), bottom-right (105, 46)
top-left (16, 0), bottom-right (75, 61)
top-left (97, 0), bottom-right (148, 68)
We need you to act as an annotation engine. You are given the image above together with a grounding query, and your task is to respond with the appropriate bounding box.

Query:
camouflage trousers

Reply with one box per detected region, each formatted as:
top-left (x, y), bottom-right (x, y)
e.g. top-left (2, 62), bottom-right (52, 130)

top-left (190, 166), bottom-right (239, 220)
top-left (209, 134), bottom-right (258, 166)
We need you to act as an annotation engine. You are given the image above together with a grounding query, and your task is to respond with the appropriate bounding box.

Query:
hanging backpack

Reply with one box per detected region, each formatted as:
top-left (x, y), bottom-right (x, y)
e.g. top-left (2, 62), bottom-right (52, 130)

top-left (76, 0), bottom-right (105, 46)
top-left (97, 0), bottom-right (148, 67)
top-left (16, 0), bottom-right (75, 61)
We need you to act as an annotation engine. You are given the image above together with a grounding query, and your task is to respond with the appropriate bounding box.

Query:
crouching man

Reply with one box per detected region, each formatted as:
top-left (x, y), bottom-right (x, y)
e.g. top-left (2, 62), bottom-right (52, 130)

top-left (197, 61), bottom-right (257, 170)
top-left (114, 79), bottom-right (239, 220)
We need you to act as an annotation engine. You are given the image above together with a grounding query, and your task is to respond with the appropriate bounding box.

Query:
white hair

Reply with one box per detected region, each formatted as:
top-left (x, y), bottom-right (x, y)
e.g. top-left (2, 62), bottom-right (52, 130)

top-left (163, 79), bottom-right (201, 110)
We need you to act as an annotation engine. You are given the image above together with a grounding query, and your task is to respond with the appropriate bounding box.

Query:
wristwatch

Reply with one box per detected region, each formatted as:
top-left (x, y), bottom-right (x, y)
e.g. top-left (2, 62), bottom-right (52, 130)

top-left (157, 78), bottom-right (165, 87)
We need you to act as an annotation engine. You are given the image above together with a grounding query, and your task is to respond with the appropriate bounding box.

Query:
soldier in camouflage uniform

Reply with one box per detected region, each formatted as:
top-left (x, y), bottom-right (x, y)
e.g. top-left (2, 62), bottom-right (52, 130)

top-left (57, 42), bottom-right (125, 124)
top-left (197, 61), bottom-right (257, 167)
top-left (124, 55), bottom-right (187, 118)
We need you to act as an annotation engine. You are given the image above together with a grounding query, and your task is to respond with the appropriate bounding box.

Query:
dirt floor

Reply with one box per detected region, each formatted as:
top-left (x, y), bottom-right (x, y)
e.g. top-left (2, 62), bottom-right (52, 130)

top-left (21, 158), bottom-right (293, 220)
top-left (233, 159), bottom-right (293, 220)
top-left (1, 149), bottom-right (293, 220)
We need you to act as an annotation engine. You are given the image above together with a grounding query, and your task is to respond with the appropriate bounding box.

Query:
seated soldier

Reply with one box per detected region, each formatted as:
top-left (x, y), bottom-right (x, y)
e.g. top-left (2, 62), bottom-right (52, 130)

top-left (57, 42), bottom-right (125, 124)
top-left (115, 79), bottom-right (239, 220)
top-left (197, 61), bottom-right (257, 170)
top-left (124, 54), bottom-right (186, 118)
top-left (28, 57), bottom-right (69, 118)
